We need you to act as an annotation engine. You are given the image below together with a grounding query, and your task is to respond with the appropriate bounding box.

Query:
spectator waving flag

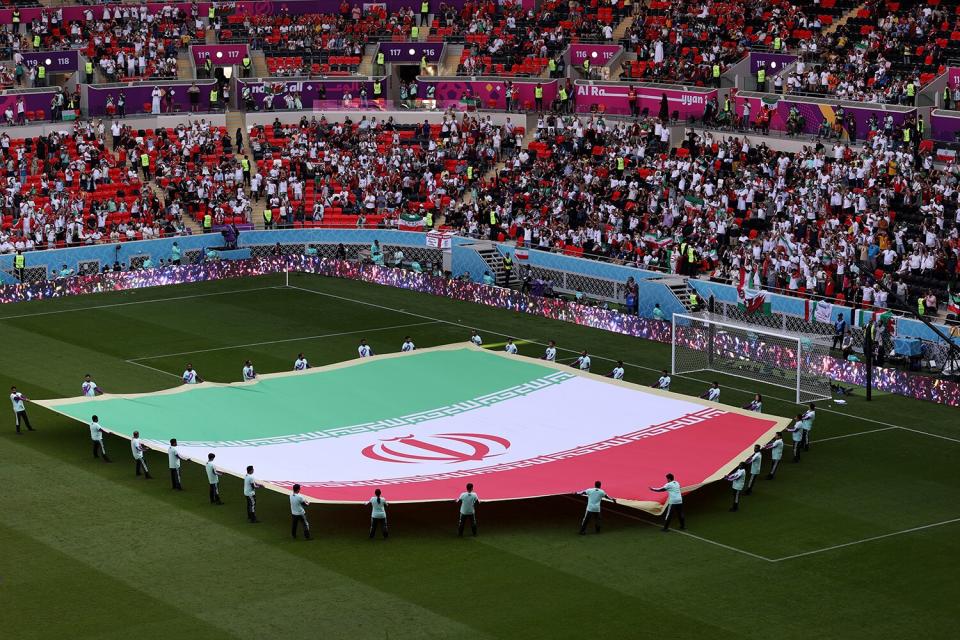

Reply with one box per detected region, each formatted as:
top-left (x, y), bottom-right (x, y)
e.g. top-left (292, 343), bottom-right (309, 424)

top-left (947, 292), bottom-right (960, 316)
top-left (856, 308), bottom-right (895, 332)
top-left (398, 213), bottom-right (425, 229)
top-left (814, 300), bottom-right (834, 324)
top-left (738, 289), bottom-right (771, 315)
top-left (684, 195), bottom-right (704, 215)
top-left (777, 235), bottom-right (798, 257)
top-left (642, 231), bottom-right (672, 248)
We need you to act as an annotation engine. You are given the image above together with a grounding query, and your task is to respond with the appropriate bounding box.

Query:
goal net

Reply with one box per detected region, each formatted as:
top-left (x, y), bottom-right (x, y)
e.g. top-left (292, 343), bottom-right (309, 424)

top-left (671, 313), bottom-right (833, 404)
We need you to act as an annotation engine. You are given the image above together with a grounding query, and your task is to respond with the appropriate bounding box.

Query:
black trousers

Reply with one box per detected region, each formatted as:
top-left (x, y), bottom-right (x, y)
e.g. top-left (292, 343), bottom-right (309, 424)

top-left (170, 468), bottom-right (183, 490)
top-left (745, 472), bottom-right (759, 494)
top-left (246, 495), bottom-right (257, 521)
top-left (580, 510), bottom-right (601, 534)
top-left (369, 517), bottom-right (388, 539)
top-left (92, 441), bottom-right (109, 461)
top-left (662, 503), bottom-right (685, 531)
top-left (458, 513), bottom-right (478, 537)
top-left (291, 514), bottom-right (311, 539)
top-left (832, 334), bottom-right (843, 349)
top-left (14, 410), bottom-right (32, 432)
top-left (768, 458), bottom-right (781, 479)
top-left (135, 458), bottom-right (150, 477)
top-left (801, 430), bottom-right (810, 451)
top-left (731, 489), bottom-right (741, 510)
top-left (209, 483), bottom-right (222, 504)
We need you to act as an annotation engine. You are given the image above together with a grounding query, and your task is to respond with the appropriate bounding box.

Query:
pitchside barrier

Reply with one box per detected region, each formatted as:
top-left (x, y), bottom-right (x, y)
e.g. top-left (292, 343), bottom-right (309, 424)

top-left (1, 254), bottom-right (958, 407)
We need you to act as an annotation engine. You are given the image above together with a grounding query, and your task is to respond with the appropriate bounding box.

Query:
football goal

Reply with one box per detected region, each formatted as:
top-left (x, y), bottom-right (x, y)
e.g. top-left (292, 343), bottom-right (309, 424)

top-left (671, 313), bottom-right (833, 404)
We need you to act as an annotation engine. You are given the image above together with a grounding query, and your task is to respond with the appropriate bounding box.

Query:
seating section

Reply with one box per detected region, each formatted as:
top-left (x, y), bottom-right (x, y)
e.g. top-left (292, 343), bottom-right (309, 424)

top-left (0, 127), bottom-right (176, 250)
top-left (245, 114), bottom-right (517, 228)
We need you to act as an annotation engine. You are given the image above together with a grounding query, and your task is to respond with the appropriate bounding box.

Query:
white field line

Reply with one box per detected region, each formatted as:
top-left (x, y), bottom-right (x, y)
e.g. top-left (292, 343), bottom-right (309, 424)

top-left (127, 321), bottom-right (439, 361)
top-left (770, 518), bottom-right (960, 562)
top-left (896, 426), bottom-right (960, 444)
top-left (125, 360), bottom-right (183, 379)
top-left (812, 427), bottom-right (898, 443)
top-left (560, 495), bottom-right (776, 562)
top-left (0, 285), bottom-right (280, 320)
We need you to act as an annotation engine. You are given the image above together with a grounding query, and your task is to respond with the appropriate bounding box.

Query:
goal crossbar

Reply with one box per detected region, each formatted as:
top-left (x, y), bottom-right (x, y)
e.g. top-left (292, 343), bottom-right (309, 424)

top-left (671, 312), bottom-right (832, 404)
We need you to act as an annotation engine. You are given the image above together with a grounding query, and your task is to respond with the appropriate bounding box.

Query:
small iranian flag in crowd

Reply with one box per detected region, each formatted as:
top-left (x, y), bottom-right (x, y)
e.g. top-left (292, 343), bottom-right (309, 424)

top-left (856, 308), bottom-right (895, 332)
top-left (642, 232), bottom-right (672, 248)
top-left (947, 292), bottom-right (960, 316)
top-left (398, 213), bottom-right (424, 229)
top-left (738, 289), bottom-right (771, 315)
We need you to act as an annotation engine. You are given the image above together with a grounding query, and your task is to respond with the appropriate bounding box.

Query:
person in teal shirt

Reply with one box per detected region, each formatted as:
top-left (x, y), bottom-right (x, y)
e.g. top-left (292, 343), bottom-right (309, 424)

top-left (787, 413), bottom-right (804, 462)
top-left (725, 463), bottom-right (747, 511)
top-left (206, 248), bottom-right (219, 261)
top-left (482, 271), bottom-right (495, 285)
top-left (142, 257), bottom-right (154, 269)
top-left (370, 240), bottom-right (384, 266)
top-left (170, 242), bottom-right (182, 264)
top-left (744, 445), bottom-right (763, 495)
top-left (652, 303), bottom-right (665, 321)
top-left (58, 264), bottom-right (73, 278)
top-left (304, 246), bottom-right (318, 257)
top-left (410, 261), bottom-right (422, 273)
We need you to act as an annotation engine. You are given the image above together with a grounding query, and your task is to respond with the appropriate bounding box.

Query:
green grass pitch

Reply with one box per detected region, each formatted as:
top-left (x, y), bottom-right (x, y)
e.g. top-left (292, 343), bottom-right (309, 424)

top-left (1, 272), bottom-right (958, 639)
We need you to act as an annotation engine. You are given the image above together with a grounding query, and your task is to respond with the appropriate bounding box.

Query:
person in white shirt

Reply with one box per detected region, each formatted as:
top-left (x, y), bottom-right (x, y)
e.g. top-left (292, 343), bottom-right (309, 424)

top-left (168, 438), bottom-right (184, 490)
top-left (131, 430), bottom-right (151, 479)
top-left (608, 360), bottom-right (625, 380)
top-left (368, 488), bottom-right (389, 539)
top-left (10, 385), bottom-right (34, 434)
top-left (700, 382), bottom-right (721, 402)
top-left (358, 339), bottom-right (373, 358)
top-left (573, 350), bottom-right (591, 371)
top-left (89, 414), bottom-right (112, 463)
top-left (456, 482), bottom-right (480, 537)
top-left (401, 337), bottom-right (415, 352)
top-left (294, 353), bottom-right (309, 371)
top-left (504, 338), bottom-right (518, 354)
top-left (578, 480), bottom-right (616, 534)
top-left (182, 363), bottom-right (202, 384)
top-left (244, 465), bottom-right (260, 523)
top-left (800, 402), bottom-right (816, 451)
top-left (469, 330), bottom-right (483, 346)
top-left (744, 393), bottom-right (763, 412)
top-left (205, 453), bottom-right (224, 505)
top-left (290, 483), bottom-right (311, 540)
top-left (542, 340), bottom-right (557, 361)
top-left (725, 463), bottom-right (747, 511)
top-left (242, 360), bottom-right (256, 381)
top-left (764, 432), bottom-right (785, 479)
top-left (649, 473), bottom-right (685, 531)
top-left (744, 444), bottom-right (763, 495)
top-left (653, 369), bottom-right (671, 390)
top-left (82, 374), bottom-right (103, 397)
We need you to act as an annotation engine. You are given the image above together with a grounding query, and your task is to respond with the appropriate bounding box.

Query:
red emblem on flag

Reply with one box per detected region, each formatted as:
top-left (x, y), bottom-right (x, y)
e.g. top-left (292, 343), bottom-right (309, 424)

top-left (362, 433), bottom-right (511, 464)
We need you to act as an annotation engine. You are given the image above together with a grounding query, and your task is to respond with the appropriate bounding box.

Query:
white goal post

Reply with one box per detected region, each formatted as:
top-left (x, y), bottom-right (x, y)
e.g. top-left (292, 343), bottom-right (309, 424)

top-left (671, 313), bottom-right (833, 404)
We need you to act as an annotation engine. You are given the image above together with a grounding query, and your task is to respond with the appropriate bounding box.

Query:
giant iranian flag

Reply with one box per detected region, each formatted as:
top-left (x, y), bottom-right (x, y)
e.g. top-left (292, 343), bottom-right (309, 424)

top-left (36, 345), bottom-right (788, 513)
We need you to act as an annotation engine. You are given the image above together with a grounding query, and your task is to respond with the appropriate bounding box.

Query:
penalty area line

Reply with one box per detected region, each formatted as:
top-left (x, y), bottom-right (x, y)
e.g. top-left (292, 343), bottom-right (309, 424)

top-left (0, 285), bottom-right (281, 321)
top-left (126, 320), bottom-right (440, 361)
top-left (770, 517), bottom-right (960, 562)
top-left (560, 496), bottom-right (775, 563)
top-left (125, 360), bottom-right (183, 379)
